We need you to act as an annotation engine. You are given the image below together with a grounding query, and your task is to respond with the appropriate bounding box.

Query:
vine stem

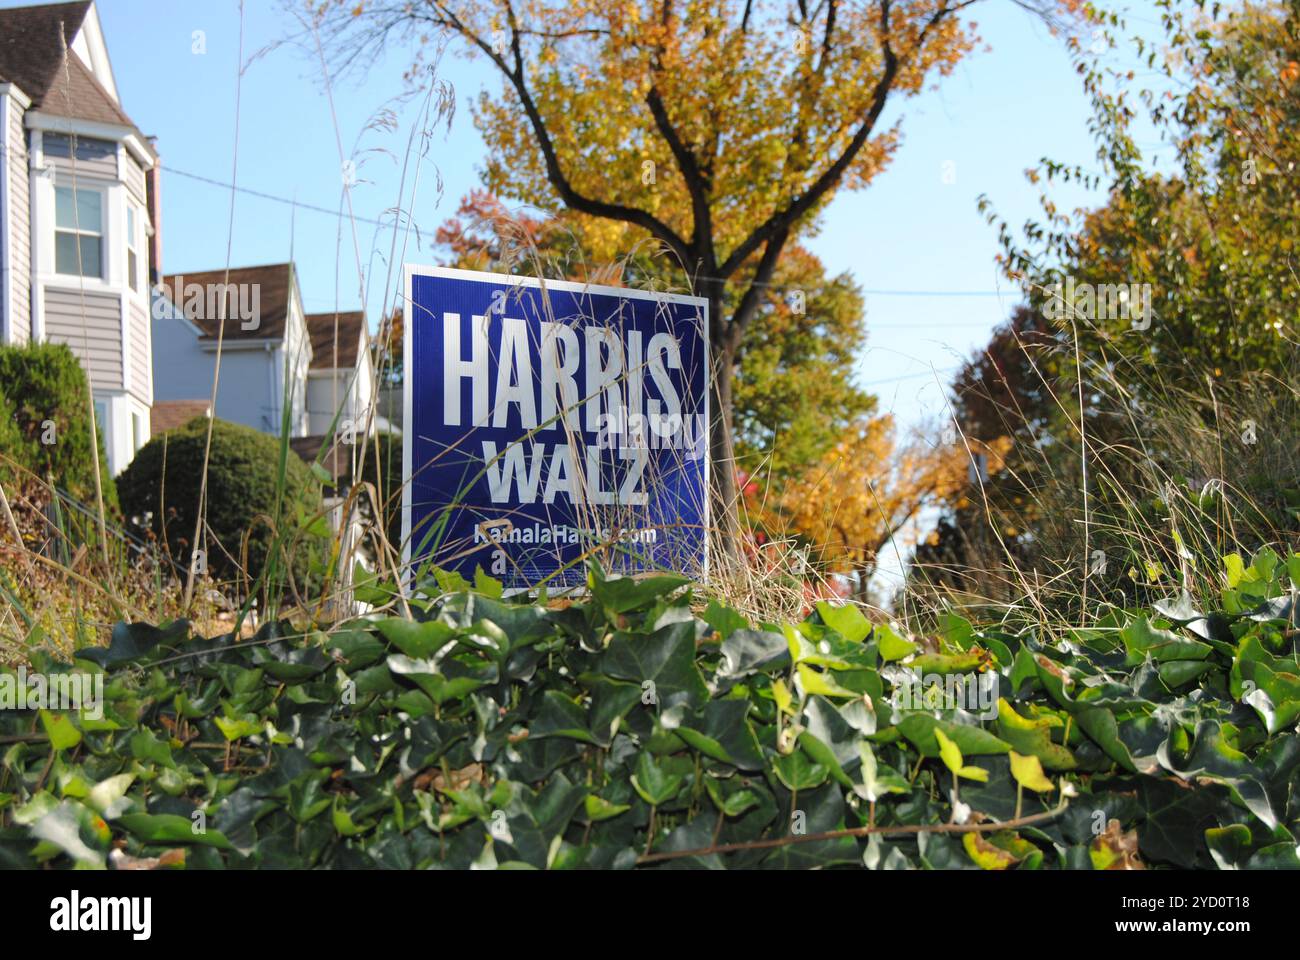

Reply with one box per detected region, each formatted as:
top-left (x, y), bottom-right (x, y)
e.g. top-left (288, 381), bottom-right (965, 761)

top-left (635, 800), bottom-right (1070, 866)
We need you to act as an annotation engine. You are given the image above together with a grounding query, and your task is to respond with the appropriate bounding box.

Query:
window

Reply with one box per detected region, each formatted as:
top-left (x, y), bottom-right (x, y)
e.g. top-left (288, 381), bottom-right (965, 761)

top-left (44, 134), bottom-right (115, 163)
top-left (132, 412), bottom-right (145, 452)
top-left (126, 206), bottom-right (140, 292)
top-left (54, 186), bottom-right (103, 278)
top-left (93, 400), bottom-right (108, 440)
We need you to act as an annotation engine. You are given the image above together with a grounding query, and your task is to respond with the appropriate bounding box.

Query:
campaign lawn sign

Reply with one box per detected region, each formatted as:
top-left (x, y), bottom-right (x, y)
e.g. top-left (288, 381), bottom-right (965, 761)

top-left (402, 266), bottom-right (709, 591)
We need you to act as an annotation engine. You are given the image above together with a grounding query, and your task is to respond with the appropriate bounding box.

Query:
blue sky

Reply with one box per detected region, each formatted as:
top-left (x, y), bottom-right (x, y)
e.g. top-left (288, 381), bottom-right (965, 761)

top-left (61, 0), bottom-right (1147, 436)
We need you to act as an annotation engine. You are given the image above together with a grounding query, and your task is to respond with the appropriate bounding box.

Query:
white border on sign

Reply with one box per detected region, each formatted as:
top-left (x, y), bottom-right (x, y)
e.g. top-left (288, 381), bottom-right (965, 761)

top-left (400, 264), bottom-right (711, 593)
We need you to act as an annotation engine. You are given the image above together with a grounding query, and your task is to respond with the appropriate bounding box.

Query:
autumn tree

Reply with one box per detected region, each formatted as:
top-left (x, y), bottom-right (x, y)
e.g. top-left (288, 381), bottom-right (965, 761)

top-left (322, 0), bottom-right (1066, 552)
top-left (927, 1), bottom-right (1300, 613)
top-left (991, 0), bottom-right (1299, 377)
top-left (432, 189), bottom-right (874, 486)
top-left (755, 412), bottom-right (1007, 600)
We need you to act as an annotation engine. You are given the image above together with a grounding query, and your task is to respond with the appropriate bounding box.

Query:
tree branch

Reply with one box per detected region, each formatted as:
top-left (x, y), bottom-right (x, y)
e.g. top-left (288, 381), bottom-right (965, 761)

top-left (719, 0), bottom-right (974, 281)
top-left (637, 798), bottom-right (1070, 865)
top-left (426, 0), bottom-right (693, 265)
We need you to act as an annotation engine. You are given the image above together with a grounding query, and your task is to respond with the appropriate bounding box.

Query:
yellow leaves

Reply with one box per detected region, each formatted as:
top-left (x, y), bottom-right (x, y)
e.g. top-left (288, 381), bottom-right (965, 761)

top-left (765, 417), bottom-right (1010, 574)
top-left (1008, 751), bottom-right (1055, 793)
top-left (457, 0), bottom-right (986, 264)
top-left (934, 728), bottom-right (989, 782)
top-left (962, 831), bottom-right (1040, 870)
top-left (771, 678), bottom-right (793, 715)
top-left (1090, 819), bottom-right (1145, 870)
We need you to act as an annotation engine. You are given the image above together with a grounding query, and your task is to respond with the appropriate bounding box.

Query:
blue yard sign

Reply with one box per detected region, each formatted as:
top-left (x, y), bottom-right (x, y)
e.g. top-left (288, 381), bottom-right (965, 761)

top-left (402, 266), bottom-right (709, 590)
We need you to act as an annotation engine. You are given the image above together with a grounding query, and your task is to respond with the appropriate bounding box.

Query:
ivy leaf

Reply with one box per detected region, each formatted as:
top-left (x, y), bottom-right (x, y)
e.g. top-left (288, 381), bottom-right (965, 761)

top-left (583, 795), bottom-right (631, 822)
top-left (118, 813), bottom-right (234, 849)
top-left (602, 621), bottom-right (708, 712)
top-left (630, 751), bottom-right (684, 806)
top-left (854, 742), bottom-right (909, 803)
top-left (815, 601), bottom-right (870, 643)
top-left (1009, 751), bottom-right (1055, 793)
top-left (934, 728), bottom-right (989, 781)
top-left (897, 714), bottom-right (1011, 758)
top-left (31, 801), bottom-right (107, 867)
top-left (773, 749), bottom-right (829, 790)
top-left (1204, 824), bottom-right (1251, 869)
top-left (1121, 616), bottom-right (1212, 665)
top-left (40, 710), bottom-right (80, 751)
top-left (995, 699), bottom-right (1077, 770)
top-left (875, 623), bottom-right (918, 662)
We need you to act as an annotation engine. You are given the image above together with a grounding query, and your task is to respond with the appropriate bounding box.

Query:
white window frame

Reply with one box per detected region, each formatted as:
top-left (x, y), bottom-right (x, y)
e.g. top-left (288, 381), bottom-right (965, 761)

top-left (54, 183), bottom-right (106, 280)
top-left (126, 204), bottom-right (141, 293)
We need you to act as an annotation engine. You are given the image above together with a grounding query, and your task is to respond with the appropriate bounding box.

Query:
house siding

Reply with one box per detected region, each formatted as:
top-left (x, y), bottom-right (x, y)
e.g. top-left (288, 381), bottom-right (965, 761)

top-left (43, 286), bottom-right (122, 390)
top-left (7, 96), bottom-right (31, 342)
top-left (123, 151), bottom-right (146, 205)
top-left (46, 143), bottom-right (117, 182)
top-left (128, 297), bottom-right (149, 403)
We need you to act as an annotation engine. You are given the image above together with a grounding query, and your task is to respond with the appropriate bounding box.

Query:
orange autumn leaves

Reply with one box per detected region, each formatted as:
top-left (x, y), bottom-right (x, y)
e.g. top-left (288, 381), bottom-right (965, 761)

top-left (752, 415), bottom-right (1010, 575)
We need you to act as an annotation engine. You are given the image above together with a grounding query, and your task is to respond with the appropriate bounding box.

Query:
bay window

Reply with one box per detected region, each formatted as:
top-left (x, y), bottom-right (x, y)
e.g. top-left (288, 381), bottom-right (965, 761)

top-left (54, 185), bottom-right (104, 278)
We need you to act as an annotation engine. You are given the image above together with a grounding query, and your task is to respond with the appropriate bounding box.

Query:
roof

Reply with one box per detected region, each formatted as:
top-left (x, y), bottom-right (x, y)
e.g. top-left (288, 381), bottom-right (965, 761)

top-left (162, 264), bottom-right (298, 342)
top-left (0, 3), bottom-right (92, 102)
top-left (306, 311), bottom-right (365, 370)
top-left (290, 435), bottom-right (350, 485)
top-left (151, 400), bottom-right (211, 437)
top-left (39, 45), bottom-right (131, 126)
top-left (0, 3), bottom-right (146, 138)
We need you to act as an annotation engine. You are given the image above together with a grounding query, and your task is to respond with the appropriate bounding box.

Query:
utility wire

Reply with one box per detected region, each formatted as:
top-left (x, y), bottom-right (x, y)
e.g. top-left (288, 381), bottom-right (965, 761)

top-left (163, 164), bottom-right (1024, 300)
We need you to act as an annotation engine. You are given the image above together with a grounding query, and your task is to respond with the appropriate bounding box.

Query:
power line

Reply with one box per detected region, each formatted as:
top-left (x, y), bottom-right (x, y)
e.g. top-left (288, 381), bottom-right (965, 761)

top-left (164, 165), bottom-right (1026, 299)
top-left (862, 365), bottom-right (959, 387)
top-left (164, 166), bottom-right (391, 228)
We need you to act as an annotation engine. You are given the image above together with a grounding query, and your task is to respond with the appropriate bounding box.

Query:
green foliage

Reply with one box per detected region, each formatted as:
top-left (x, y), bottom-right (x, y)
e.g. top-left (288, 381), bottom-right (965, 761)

top-left (115, 416), bottom-right (323, 587)
top-left (0, 341), bottom-right (117, 510)
top-left (4, 551), bottom-right (1299, 870)
top-left (353, 431), bottom-right (402, 553)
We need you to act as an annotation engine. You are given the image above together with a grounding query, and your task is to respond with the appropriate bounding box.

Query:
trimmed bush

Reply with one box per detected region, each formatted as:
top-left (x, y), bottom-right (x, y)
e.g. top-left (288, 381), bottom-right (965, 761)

top-left (116, 416), bottom-right (324, 586)
top-left (0, 341), bottom-right (117, 511)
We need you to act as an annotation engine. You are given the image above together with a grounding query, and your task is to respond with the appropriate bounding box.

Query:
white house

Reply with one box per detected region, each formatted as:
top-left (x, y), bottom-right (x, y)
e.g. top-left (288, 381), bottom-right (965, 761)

top-left (0, 0), bottom-right (159, 475)
top-left (305, 309), bottom-right (376, 439)
top-left (152, 262), bottom-right (313, 438)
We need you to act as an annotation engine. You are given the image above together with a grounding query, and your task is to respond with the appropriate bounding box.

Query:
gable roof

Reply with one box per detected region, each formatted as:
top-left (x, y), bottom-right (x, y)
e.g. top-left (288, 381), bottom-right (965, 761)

top-left (162, 263), bottom-right (299, 342)
top-left (39, 42), bottom-right (132, 126)
top-left (306, 311), bottom-right (365, 370)
top-left (0, 2), bottom-right (92, 102)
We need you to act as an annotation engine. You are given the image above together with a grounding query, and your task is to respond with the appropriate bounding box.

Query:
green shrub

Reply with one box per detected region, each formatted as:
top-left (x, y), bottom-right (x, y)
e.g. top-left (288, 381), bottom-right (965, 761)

top-left (0, 341), bottom-right (117, 511)
top-left (116, 416), bottom-right (324, 587)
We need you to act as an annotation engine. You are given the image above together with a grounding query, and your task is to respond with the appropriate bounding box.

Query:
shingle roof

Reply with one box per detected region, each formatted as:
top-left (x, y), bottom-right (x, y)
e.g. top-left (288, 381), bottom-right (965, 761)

top-left (39, 45), bottom-right (132, 126)
top-left (162, 264), bottom-right (297, 342)
top-left (0, 2), bottom-right (92, 102)
top-left (150, 400), bottom-right (211, 438)
top-left (0, 2), bottom-right (145, 138)
top-left (306, 311), bottom-right (365, 370)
